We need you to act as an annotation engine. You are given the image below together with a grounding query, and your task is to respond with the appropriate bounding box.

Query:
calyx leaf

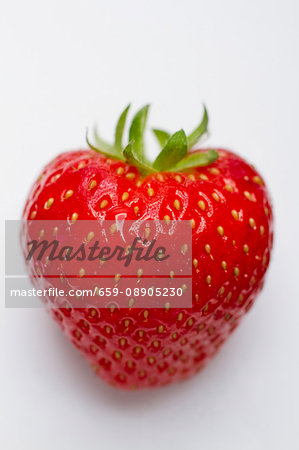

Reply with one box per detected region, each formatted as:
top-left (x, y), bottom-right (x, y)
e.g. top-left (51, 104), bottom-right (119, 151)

top-left (86, 103), bottom-right (219, 174)
top-left (122, 141), bottom-right (156, 174)
top-left (187, 105), bottom-right (209, 149)
top-left (86, 129), bottom-right (124, 160)
top-left (94, 127), bottom-right (115, 154)
top-left (152, 129), bottom-right (170, 148)
top-left (129, 105), bottom-right (150, 164)
top-left (153, 130), bottom-right (187, 171)
top-left (170, 149), bottom-right (219, 171)
top-left (115, 104), bottom-right (130, 152)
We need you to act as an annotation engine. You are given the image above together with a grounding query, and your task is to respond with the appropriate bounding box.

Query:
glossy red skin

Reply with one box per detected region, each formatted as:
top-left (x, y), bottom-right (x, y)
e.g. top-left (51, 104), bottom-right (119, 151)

top-left (22, 148), bottom-right (273, 389)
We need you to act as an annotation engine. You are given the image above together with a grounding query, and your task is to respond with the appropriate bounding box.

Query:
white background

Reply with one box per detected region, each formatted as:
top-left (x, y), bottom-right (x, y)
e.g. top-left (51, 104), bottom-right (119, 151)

top-left (1, 0), bottom-right (299, 449)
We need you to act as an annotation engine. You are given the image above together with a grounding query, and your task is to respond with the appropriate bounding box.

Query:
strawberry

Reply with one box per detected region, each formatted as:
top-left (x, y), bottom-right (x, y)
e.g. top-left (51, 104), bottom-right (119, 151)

top-left (22, 105), bottom-right (273, 389)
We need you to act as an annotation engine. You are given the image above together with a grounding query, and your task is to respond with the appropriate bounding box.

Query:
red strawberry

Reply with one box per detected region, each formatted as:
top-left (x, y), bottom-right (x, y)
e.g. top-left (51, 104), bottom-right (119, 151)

top-left (22, 105), bottom-right (273, 389)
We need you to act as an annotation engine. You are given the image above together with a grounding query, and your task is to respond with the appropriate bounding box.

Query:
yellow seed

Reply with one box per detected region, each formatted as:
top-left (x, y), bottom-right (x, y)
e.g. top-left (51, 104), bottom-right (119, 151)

top-left (74, 329), bottom-right (82, 339)
top-left (51, 173), bottom-right (60, 182)
top-left (221, 260), bottom-right (227, 270)
top-left (208, 327), bottom-right (216, 337)
top-left (169, 270), bottom-right (175, 278)
top-left (174, 175), bottom-right (182, 183)
top-left (249, 218), bottom-right (255, 228)
top-left (193, 258), bottom-right (198, 269)
top-left (212, 192), bottom-right (220, 202)
top-left (209, 168), bottom-right (220, 175)
top-left (204, 246), bottom-right (211, 258)
top-left (243, 244), bottom-right (249, 254)
top-left (110, 223), bottom-right (117, 234)
top-left (253, 175), bottom-right (263, 185)
top-left (206, 275), bottom-right (212, 284)
top-left (134, 206), bottom-right (139, 215)
top-left (128, 298), bottom-right (134, 308)
top-left (137, 268), bottom-right (143, 278)
top-left (225, 184), bottom-right (234, 192)
top-left (181, 243), bottom-right (188, 254)
top-left (79, 268), bottom-right (85, 277)
top-left (217, 226), bottom-right (224, 236)
top-left (174, 199), bottom-right (181, 210)
top-left (30, 211), bottom-right (37, 219)
top-left (188, 174), bottom-right (196, 181)
top-left (119, 338), bottom-right (127, 347)
top-left (157, 174), bottom-right (164, 182)
top-left (198, 200), bottom-right (206, 211)
top-left (199, 173), bottom-right (208, 180)
top-left (190, 218), bottom-right (196, 229)
top-left (177, 312), bottom-right (183, 321)
top-left (144, 227), bottom-right (151, 239)
top-left (65, 190), bottom-right (74, 199)
top-left (147, 188), bottom-right (155, 197)
top-left (238, 294), bottom-right (244, 304)
top-left (100, 199), bottom-right (108, 209)
top-left (44, 198), bottom-right (54, 209)
top-left (115, 273), bottom-right (121, 282)
top-left (126, 172), bottom-right (136, 180)
top-left (148, 356), bottom-right (155, 365)
top-left (87, 231), bottom-right (94, 241)
top-left (225, 291), bottom-right (232, 302)
top-left (231, 210), bottom-right (238, 220)
top-left (164, 215), bottom-right (171, 224)
top-left (234, 267), bottom-right (240, 276)
top-left (265, 206), bottom-right (269, 216)
top-left (187, 318), bottom-right (194, 327)
top-left (181, 284), bottom-right (187, 292)
top-left (219, 286), bottom-right (225, 295)
top-left (89, 308), bottom-right (97, 317)
top-left (158, 325), bottom-right (164, 333)
top-left (143, 310), bottom-right (149, 319)
top-left (122, 192), bottom-right (129, 201)
top-left (117, 167), bottom-right (124, 175)
top-left (260, 225), bottom-right (265, 235)
top-left (89, 180), bottom-right (97, 190)
top-left (71, 212), bottom-right (78, 221)
top-left (156, 250), bottom-right (165, 260)
top-left (244, 190), bottom-right (252, 200)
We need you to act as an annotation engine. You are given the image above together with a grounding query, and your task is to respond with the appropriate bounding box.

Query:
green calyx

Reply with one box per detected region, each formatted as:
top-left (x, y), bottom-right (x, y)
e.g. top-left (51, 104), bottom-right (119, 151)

top-left (86, 104), bottom-right (218, 174)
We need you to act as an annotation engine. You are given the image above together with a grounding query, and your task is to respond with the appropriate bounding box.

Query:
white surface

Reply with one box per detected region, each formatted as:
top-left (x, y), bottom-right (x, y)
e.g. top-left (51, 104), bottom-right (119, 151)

top-left (1, 0), bottom-right (299, 449)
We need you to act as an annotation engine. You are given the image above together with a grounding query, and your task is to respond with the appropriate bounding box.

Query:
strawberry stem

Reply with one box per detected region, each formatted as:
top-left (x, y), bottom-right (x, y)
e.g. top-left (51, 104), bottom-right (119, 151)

top-left (86, 104), bottom-right (219, 171)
